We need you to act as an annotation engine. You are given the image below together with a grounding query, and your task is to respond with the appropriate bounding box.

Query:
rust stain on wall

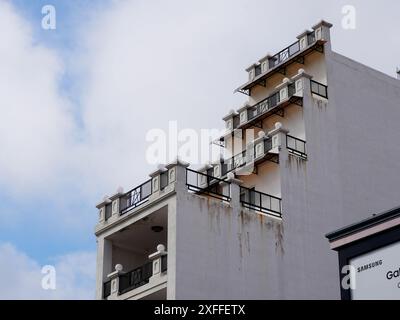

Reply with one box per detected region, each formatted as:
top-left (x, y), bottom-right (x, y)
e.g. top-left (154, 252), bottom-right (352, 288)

top-left (274, 221), bottom-right (285, 255)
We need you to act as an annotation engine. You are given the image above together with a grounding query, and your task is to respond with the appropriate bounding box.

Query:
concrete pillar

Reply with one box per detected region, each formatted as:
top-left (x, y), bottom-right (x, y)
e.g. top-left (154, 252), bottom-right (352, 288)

top-left (312, 20), bottom-right (333, 51)
top-left (226, 172), bottom-right (243, 209)
top-left (254, 131), bottom-right (267, 160)
top-left (268, 122), bottom-right (290, 154)
top-left (291, 69), bottom-right (312, 98)
top-left (96, 197), bottom-right (110, 223)
top-left (109, 187), bottom-right (124, 218)
top-left (106, 264), bottom-right (124, 300)
top-left (245, 63), bottom-right (257, 81)
top-left (275, 77), bottom-right (291, 102)
top-left (166, 158), bottom-right (190, 192)
top-left (148, 244), bottom-right (168, 284)
top-left (95, 237), bottom-right (112, 299)
top-left (222, 109), bottom-right (238, 132)
top-left (296, 30), bottom-right (310, 50)
top-left (259, 53), bottom-right (272, 73)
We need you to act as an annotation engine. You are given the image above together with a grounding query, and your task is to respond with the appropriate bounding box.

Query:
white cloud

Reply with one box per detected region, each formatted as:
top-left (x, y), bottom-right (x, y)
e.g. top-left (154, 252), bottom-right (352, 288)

top-left (0, 1), bottom-right (76, 195)
top-left (0, 243), bottom-right (95, 300)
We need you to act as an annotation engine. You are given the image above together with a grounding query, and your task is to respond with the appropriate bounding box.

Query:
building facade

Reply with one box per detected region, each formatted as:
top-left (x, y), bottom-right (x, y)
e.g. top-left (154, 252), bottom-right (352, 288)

top-left (95, 20), bottom-right (400, 300)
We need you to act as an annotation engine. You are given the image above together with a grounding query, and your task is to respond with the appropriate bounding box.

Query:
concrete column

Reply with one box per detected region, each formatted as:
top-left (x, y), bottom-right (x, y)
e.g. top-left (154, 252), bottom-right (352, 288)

top-left (109, 187), bottom-right (124, 218)
top-left (253, 131), bottom-right (267, 160)
top-left (96, 197), bottom-right (110, 223)
top-left (275, 77), bottom-right (291, 102)
top-left (291, 69), bottom-right (312, 98)
top-left (296, 30), bottom-right (310, 50)
top-left (226, 172), bottom-right (243, 209)
top-left (268, 122), bottom-right (290, 154)
top-left (148, 244), bottom-right (168, 284)
top-left (259, 53), bottom-right (272, 73)
top-left (95, 237), bottom-right (112, 299)
top-left (238, 102), bottom-right (250, 125)
top-left (166, 158), bottom-right (190, 192)
top-left (222, 109), bottom-right (238, 132)
top-left (312, 20), bottom-right (333, 51)
top-left (245, 63), bottom-right (257, 81)
top-left (106, 264), bottom-right (124, 300)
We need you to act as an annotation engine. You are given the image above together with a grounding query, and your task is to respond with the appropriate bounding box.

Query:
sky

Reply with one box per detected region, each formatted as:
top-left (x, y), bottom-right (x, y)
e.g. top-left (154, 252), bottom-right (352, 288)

top-left (0, 0), bottom-right (399, 299)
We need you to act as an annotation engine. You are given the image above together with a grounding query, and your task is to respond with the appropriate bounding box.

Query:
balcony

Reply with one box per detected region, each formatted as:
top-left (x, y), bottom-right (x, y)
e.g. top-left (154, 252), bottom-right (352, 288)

top-left (96, 163), bottom-right (179, 228)
top-left (236, 20), bottom-right (332, 96)
top-left (221, 137), bottom-right (277, 177)
top-left (104, 245), bottom-right (168, 300)
top-left (310, 80), bottom-right (328, 99)
top-left (240, 186), bottom-right (282, 218)
top-left (224, 77), bottom-right (328, 134)
top-left (236, 81), bottom-right (303, 131)
top-left (119, 179), bottom-right (152, 215)
top-left (186, 168), bottom-right (231, 201)
top-left (286, 135), bottom-right (307, 159)
top-left (185, 168), bottom-right (283, 219)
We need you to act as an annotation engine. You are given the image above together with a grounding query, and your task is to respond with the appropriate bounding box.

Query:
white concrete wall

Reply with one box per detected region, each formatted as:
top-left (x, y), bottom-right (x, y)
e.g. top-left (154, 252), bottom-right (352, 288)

top-left (112, 246), bottom-right (148, 272)
top-left (174, 191), bottom-right (284, 299)
top-left (239, 161), bottom-right (281, 197)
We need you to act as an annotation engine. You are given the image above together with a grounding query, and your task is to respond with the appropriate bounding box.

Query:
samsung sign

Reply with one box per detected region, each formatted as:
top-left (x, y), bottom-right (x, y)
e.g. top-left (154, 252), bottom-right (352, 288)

top-left (349, 241), bottom-right (400, 299)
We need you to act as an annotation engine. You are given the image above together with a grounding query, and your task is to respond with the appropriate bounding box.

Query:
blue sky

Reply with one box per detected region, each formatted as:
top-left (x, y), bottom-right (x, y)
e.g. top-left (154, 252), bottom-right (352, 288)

top-left (0, 0), bottom-right (112, 264)
top-left (1, 0), bottom-right (400, 299)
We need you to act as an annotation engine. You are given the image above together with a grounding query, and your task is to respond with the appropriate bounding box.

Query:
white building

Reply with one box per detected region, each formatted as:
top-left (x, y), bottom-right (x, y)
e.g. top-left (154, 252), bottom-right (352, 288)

top-left (95, 20), bottom-right (400, 300)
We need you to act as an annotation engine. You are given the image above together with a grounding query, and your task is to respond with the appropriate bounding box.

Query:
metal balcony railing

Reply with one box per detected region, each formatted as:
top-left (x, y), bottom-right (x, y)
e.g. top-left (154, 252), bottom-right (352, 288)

top-left (255, 64), bottom-right (262, 77)
top-left (286, 135), bottom-right (307, 159)
top-left (186, 168), bottom-right (231, 201)
top-left (119, 262), bottom-right (153, 295)
top-left (222, 138), bottom-right (273, 174)
top-left (268, 30), bottom-right (316, 70)
top-left (120, 179), bottom-right (152, 215)
top-left (310, 80), bottom-right (328, 98)
top-left (307, 31), bottom-right (316, 45)
top-left (161, 255), bottom-right (167, 273)
top-left (104, 203), bottom-right (112, 221)
top-left (269, 41), bottom-right (301, 69)
top-left (103, 280), bottom-right (112, 299)
top-left (240, 186), bottom-right (282, 217)
top-left (223, 149), bottom-right (247, 175)
top-left (245, 82), bottom-right (296, 124)
top-left (236, 30), bottom-right (320, 95)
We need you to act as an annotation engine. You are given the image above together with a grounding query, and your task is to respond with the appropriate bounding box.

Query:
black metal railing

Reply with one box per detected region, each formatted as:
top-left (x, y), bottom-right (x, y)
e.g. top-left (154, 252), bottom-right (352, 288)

top-left (264, 138), bottom-right (272, 154)
top-left (186, 168), bottom-right (231, 201)
top-left (286, 135), bottom-right (307, 159)
top-left (310, 80), bottom-right (328, 98)
top-left (119, 262), bottom-right (153, 294)
top-left (105, 203), bottom-right (112, 221)
top-left (240, 186), bottom-right (282, 217)
top-left (161, 255), bottom-right (167, 273)
top-left (247, 82), bottom-right (296, 123)
top-left (307, 31), bottom-right (316, 45)
top-left (221, 137), bottom-right (273, 176)
top-left (103, 280), bottom-right (112, 299)
top-left (119, 179), bottom-right (152, 215)
top-left (268, 41), bottom-right (301, 69)
top-left (254, 64), bottom-right (262, 77)
top-left (223, 149), bottom-right (247, 175)
top-left (160, 171), bottom-right (169, 190)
